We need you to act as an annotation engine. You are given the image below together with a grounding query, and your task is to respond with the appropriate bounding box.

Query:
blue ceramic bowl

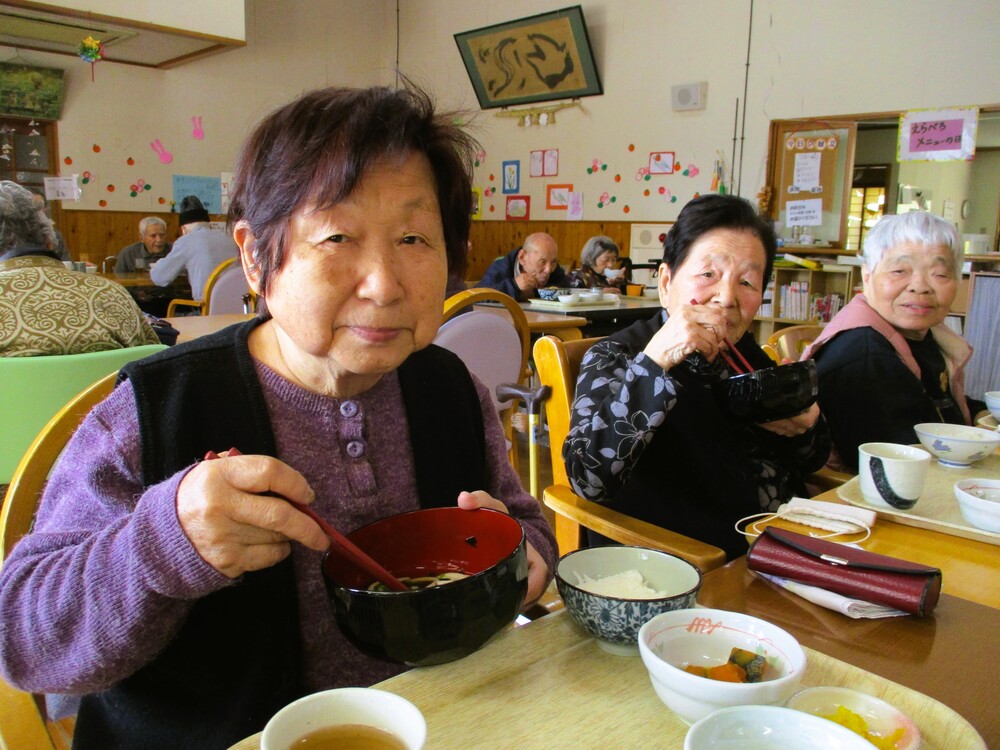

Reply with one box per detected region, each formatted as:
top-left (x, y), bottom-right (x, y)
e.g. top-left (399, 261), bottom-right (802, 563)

top-left (322, 507), bottom-right (528, 666)
top-left (555, 546), bottom-right (702, 655)
top-left (537, 287), bottom-right (573, 301)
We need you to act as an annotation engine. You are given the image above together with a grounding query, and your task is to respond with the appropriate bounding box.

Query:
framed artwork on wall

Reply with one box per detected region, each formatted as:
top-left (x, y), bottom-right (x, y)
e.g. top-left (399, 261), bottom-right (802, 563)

top-left (649, 152), bottom-right (675, 174)
top-left (546, 184), bottom-right (573, 210)
top-left (454, 6), bottom-right (603, 110)
top-left (502, 160), bottom-right (520, 193)
top-left (505, 195), bottom-right (530, 220)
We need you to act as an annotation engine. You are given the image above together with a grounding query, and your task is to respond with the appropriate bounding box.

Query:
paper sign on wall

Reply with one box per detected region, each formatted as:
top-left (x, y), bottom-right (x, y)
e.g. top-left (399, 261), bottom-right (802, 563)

top-left (785, 198), bottom-right (823, 227)
top-left (898, 107), bottom-right (978, 161)
top-left (792, 152), bottom-right (821, 191)
top-left (44, 175), bottom-right (80, 201)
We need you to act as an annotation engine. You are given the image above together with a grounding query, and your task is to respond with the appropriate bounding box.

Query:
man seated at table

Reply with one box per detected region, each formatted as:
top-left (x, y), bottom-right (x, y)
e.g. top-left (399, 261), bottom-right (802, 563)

top-left (479, 231), bottom-right (569, 301)
top-left (0, 181), bottom-right (159, 356)
top-left (115, 216), bottom-right (171, 272)
top-left (150, 195), bottom-right (238, 305)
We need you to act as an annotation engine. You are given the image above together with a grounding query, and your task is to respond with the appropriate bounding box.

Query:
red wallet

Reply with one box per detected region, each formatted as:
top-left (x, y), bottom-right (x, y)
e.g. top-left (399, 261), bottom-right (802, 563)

top-left (746, 527), bottom-right (942, 617)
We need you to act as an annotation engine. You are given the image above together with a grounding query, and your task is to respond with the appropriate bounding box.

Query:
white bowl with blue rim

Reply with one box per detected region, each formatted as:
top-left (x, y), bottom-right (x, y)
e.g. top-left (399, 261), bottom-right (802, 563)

top-left (913, 423), bottom-right (1000, 468)
top-left (555, 546), bottom-right (702, 656)
top-left (984, 391), bottom-right (1000, 420)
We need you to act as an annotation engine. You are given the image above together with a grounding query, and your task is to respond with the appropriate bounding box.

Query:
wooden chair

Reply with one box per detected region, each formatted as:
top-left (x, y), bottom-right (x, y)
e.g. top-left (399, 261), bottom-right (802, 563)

top-left (436, 288), bottom-right (532, 469)
top-left (532, 335), bottom-right (727, 572)
top-left (767, 324), bottom-right (824, 363)
top-left (0, 372), bottom-right (120, 750)
top-left (165, 257), bottom-right (254, 316)
top-left (1, 344), bottom-right (167, 485)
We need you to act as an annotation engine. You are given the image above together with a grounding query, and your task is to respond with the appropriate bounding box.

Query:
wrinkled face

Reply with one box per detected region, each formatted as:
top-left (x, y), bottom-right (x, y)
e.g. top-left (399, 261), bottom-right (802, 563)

top-left (593, 250), bottom-right (618, 274)
top-left (520, 242), bottom-right (559, 285)
top-left (659, 228), bottom-right (766, 342)
top-left (241, 151), bottom-right (448, 395)
top-left (141, 225), bottom-right (167, 253)
top-left (863, 242), bottom-right (957, 339)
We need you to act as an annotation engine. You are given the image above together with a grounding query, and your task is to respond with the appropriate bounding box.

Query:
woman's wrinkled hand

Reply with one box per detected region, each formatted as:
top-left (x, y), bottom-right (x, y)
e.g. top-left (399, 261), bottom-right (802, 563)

top-left (457, 490), bottom-right (550, 609)
top-left (643, 300), bottom-right (730, 371)
top-left (176, 452), bottom-right (328, 579)
top-left (758, 402), bottom-right (821, 437)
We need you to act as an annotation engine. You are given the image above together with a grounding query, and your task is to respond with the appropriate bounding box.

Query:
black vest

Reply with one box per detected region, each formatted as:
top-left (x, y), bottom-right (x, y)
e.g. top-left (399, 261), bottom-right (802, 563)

top-left (73, 319), bottom-right (486, 750)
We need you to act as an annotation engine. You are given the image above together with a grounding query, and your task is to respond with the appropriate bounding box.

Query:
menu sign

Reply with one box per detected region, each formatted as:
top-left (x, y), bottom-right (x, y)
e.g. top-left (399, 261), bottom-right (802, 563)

top-left (898, 107), bottom-right (978, 161)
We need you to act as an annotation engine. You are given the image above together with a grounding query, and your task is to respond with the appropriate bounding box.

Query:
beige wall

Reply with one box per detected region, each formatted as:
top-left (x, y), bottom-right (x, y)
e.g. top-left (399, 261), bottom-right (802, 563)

top-left (2, 0), bottom-right (999, 226)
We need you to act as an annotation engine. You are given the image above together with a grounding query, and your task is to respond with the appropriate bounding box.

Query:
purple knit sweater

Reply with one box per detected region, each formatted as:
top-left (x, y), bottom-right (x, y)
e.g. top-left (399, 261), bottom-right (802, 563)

top-left (0, 359), bottom-right (556, 704)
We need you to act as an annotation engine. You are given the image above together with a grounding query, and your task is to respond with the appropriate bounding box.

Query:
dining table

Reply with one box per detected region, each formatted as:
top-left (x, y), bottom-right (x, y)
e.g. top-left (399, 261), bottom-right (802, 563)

top-left (164, 313), bottom-right (253, 344)
top-left (472, 303), bottom-right (589, 341)
top-left (524, 295), bottom-right (663, 337)
top-left (228, 555), bottom-right (996, 750)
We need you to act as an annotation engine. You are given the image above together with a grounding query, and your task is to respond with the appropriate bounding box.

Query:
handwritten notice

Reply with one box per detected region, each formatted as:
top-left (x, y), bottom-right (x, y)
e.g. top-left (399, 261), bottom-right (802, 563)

top-left (44, 175), bottom-right (81, 201)
top-left (899, 107), bottom-right (978, 162)
top-left (793, 152), bottom-right (821, 190)
top-left (172, 174), bottom-right (222, 213)
top-left (909, 119), bottom-right (964, 153)
top-left (786, 198), bottom-right (822, 227)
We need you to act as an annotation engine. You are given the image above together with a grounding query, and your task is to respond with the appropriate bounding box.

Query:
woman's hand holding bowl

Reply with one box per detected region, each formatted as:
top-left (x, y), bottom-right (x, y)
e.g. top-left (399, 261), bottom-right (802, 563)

top-left (643, 302), bottom-right (729, 371)
top-left (177, 452), bottom-right (328, 579)
top-left (458, 490), bottom-right (550, 607)
top-left (758, 402), bottom-right (821, 437)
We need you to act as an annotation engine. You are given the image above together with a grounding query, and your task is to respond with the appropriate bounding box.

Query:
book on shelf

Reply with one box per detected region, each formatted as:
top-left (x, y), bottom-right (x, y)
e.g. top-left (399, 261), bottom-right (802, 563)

top-left (836, 254), bottom-right (864, 266)
top-left (778, 253), bottom-right (823, 270)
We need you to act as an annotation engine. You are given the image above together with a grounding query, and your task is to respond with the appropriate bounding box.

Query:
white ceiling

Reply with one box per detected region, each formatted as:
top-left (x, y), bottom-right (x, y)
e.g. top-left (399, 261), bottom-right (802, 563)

top-left (0, 3), bottom-right (244, 69)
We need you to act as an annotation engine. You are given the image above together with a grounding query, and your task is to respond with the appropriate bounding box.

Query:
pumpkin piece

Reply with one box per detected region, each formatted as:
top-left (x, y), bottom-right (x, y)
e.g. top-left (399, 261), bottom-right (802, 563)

top-left (684, 665), bottom-right (708, 677)
top-left (728, 647), bottom-right (768, 683)
top-left (705, 662), bottom-right (747, 682)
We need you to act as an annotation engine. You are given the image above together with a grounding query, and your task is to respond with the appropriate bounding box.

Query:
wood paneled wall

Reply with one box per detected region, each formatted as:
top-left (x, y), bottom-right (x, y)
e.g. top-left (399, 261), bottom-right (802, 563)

top-left (51, 209), bottom-right (652, 281)
top-left (51, 207), bottom-right (197, 264)
top-left (467, 220), bottom-right (640, 281)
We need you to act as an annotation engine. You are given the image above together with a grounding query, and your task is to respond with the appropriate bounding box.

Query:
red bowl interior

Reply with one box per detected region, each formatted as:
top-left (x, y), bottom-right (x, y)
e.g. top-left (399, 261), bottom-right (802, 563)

top-left (323, 507), bottom-right (525, 589)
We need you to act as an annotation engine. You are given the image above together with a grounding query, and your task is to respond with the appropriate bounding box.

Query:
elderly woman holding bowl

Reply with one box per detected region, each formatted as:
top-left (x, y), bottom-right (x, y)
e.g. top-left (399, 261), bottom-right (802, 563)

top-left (567, 234), bottom-right (628, 291)
top-left (0, 85), bottom-right (556, 749)
top-left (563, 194), bottom-right (830, 561)
top-left (801, 211), bottom-right (983, 472)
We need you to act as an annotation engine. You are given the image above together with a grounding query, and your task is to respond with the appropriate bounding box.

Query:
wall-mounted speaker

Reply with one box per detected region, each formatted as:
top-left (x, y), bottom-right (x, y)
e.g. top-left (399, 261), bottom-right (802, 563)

top-left (671, 82), bottom-right (707, 111)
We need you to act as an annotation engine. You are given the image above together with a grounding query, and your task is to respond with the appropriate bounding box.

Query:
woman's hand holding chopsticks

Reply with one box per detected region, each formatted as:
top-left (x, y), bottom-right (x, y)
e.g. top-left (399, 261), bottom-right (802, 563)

top-left (643, 298), bottom-right (736, 371)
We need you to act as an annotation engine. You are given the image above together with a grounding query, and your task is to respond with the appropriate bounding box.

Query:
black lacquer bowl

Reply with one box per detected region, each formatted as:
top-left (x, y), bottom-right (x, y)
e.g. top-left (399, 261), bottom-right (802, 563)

top-left (322, 507), bottom-right (528, 666)
top-left (713, 359), bottom-right (818, 423)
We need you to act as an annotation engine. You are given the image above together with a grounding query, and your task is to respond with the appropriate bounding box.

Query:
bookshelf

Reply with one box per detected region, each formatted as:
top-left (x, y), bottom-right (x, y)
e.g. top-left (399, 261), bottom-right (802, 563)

top-left (755, 266), bottom-right (859, 341)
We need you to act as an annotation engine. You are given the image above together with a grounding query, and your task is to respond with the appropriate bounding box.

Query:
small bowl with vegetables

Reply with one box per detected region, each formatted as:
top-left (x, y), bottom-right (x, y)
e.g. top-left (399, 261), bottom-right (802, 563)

top-left (322, 507), bottom-right (528, 666)
top-left (638, 607), bottom-right (806, 724)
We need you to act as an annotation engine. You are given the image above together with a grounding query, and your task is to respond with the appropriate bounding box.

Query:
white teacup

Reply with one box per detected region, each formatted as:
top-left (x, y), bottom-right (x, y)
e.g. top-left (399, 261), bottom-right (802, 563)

top-left (260, 688), bottom-right (425, 750)
top-left (858, 442), bottom-right (930, 510)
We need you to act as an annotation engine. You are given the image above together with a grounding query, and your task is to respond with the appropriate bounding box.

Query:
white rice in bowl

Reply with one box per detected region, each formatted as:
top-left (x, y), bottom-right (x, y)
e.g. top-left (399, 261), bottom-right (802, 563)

top-left (575, 569), bottom-right (667, 599)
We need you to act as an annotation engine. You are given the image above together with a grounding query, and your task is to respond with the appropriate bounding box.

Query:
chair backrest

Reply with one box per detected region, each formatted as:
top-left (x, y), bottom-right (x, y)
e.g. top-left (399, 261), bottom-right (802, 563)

top-left (768, 324), bottom-right (824, 362)
top-left (532, 335), bottom-right (603, 486)
top-left (436, 288), bottom-right (531, 414)
top-left (0, 372), bottom-right (118, 750)
top-left (206, 258), bottom-right (252, 315)
top-left (0, 344), bottom-right (167, 484)
top-left (533, 334), bottom-right (727, 570)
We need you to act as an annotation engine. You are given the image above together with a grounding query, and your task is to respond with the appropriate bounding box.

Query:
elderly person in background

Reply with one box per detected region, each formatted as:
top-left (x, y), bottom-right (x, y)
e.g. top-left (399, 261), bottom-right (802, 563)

top-left (115, 215), bottom-right (171, 272)
top-left (563, 194), bottom-right (830, 560)
top-left (0, 180), bottom-right (159, 356)
top-left (31, 191), bottom-right (71, 261)
top-left (0, 84), bottom-right (555, 749)
top-left (479, 231), bottom-right (569, 300)
top-left (567, 235), bottom-right (627, 291)
top-left (150, 195), bottom-right (238, 302)
top-left (802, 211), bottom-right (980, 472)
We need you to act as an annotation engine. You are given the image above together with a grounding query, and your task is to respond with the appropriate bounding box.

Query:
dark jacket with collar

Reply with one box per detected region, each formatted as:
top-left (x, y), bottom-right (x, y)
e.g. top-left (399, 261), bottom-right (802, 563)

top-left (479, 246), bottom-right (570, 301)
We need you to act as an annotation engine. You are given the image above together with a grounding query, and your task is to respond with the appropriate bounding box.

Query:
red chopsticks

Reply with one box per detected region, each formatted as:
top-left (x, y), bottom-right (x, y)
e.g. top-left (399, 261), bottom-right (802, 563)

top-left (689, 298), bottom-right (755, 374)
top-left (203, 448), bottom-right (409, 591)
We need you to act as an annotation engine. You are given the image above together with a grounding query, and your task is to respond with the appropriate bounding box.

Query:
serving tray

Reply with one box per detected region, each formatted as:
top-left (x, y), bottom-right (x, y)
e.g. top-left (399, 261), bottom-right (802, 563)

top-left (837, 451), bottom-right (1000, 546)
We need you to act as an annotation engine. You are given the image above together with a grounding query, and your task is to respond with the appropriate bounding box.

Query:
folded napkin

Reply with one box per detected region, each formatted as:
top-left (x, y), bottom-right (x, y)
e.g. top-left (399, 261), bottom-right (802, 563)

top-left (757, 572), bottom-right (909, 619)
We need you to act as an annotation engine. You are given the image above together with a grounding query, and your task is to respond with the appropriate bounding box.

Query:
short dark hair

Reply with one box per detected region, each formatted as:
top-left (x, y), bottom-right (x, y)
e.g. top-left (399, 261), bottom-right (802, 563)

top-left (228, 83), bottom-right (478, 297)
top-left (662, 194), bottom-right (778, 284)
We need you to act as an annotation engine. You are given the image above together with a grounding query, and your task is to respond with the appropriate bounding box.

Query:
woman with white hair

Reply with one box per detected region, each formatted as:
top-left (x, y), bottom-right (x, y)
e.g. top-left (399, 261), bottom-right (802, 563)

top-left (567, 235), bottom-right (627, 291)
top-left (801, 211), bottom-right (980, 471)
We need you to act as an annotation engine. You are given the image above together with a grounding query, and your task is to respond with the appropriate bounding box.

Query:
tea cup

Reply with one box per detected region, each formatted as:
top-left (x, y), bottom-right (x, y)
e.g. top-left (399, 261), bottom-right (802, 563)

top-left (260, 687), bottom-right (425, 750)
top-left (858, 443), bottom-right (930, 510)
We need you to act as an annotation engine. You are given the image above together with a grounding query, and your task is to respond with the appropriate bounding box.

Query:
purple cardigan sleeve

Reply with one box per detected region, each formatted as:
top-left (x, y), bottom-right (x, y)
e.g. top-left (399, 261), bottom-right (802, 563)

top-left (0, 382), bottom-right (231, 694)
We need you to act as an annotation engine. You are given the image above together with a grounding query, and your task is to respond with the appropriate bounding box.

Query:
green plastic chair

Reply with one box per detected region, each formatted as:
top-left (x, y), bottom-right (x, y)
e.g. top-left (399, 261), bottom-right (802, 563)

top-left (0, 345), bottom-right (167, 484)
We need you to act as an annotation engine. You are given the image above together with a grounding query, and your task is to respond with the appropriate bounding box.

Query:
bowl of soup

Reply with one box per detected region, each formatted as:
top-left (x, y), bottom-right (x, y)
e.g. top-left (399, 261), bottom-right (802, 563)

top-left (322, 507), bottom-right (528, 666)
top-left (712, 359), bottom-right (818, 423)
